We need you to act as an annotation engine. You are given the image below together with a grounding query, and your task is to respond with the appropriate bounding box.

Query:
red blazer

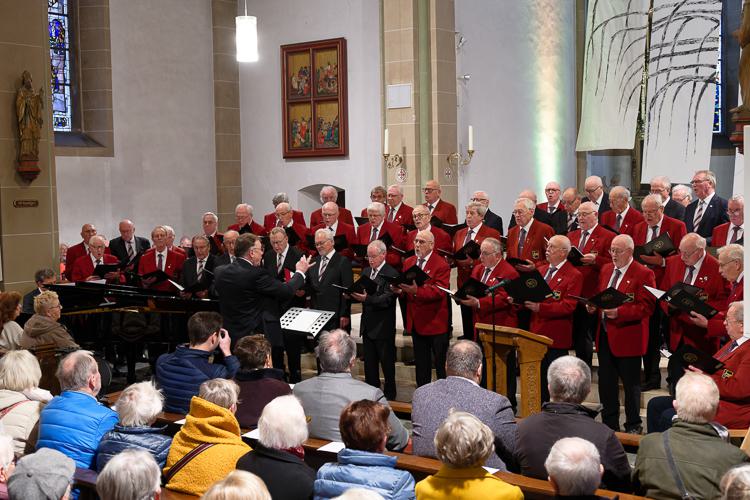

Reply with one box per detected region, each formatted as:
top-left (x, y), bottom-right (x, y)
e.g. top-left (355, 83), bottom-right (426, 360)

top-left (71, 254), bottom-right (122, 283)
top-left (471, 259), bottom-right (519, 333)
top-left (64, 241), bottom-right (110, 281)
top-left (660, 254), bottom-right (729, 354)
top-left (310, 207), bottom-right (354, 228)
top-left (711, 222), bottom-right (742, 248)
top-left (171, 246), bottom-right (186, 256)
top-left (506, 220), bottom-right (554, 265)
top-left (403, 252), bottom-right (450, 335)
top-left (530, 261), bottom-right (583, 349)
top-left (600, 208), bottom-right (644, 237)
top-left (426, 199), bottom-right (458, 225)
top-left (286, 223), bottom-right (310, 254)
top-left (404, 226), bottom-right (452, 256)
top-left (632, 215), bottom-right (687, 285)
top-left (712, 340), bottom-right (750, 429)
top-left (227, 220), bottom-right (267, 236)
top-left (453, 224), bottom-right (501, 287)
top-left (263, 210), bottom-right (306, 232)
top-left (708, 277), bottom-right (744, 339)
top-left (537, 202), bottom-right (561, 214)
top-left (595, 261), bottom-right (656, 357)
top-left (386, 203), bottom-right (414, 229)
top-left (138, 248), bottom-right (186, 292)
top-left (311, 221), bottom-right (357, 260)
top-left (356, 221), bottom-right (403, 269)
top-left (568, 224), bottom-right (616, 297)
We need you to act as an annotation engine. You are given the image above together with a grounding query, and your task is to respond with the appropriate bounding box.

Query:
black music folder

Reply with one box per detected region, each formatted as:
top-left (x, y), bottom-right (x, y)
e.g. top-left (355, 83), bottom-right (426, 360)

top-left (504, 270), bottom-right (554, 303)
top-left (331, 275), bottom-right (378, 295)
top-left (381, 264), bottom-right (430, 287)
top-left (671, 344), bottom-right (725, 374)
top-left (571, 287), bottom-right (630, 309)
top-left (93, 263), bottom-right (121, 278)
top-left (663, 283), bottom-right (719, 319)
top-left (634, 232), bottom-right (676, 263)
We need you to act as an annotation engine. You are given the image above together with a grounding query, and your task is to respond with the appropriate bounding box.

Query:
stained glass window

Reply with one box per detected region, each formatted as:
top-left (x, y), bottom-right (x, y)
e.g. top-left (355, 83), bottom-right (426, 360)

top-left (713, 20), bottom-right (722, 134)
top-left (48, 0), bottom-right (72, 132)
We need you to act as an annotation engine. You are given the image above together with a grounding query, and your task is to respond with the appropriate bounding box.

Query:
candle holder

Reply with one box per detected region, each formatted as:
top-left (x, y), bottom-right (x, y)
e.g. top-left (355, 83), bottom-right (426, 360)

top-left (383, 153), bottom-right (404, 169)
top-left (446, 149), bottom-right (475, 168)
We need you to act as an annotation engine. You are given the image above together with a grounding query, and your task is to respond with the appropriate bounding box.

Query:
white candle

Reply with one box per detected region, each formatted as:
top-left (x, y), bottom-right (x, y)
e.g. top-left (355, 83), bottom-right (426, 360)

top-left (468, 125), bottom-right (474, 151)
top-left (384, 128), bottom-right (389, 155)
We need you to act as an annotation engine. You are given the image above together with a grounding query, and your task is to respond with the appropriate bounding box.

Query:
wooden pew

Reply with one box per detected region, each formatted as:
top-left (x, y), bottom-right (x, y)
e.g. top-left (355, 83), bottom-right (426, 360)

top-left (74, 467), bottom-right (199, 500)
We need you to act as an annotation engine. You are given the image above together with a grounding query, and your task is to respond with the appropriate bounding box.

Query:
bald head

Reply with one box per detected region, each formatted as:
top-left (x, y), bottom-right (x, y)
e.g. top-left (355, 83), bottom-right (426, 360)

top-left (518, 190), bottom-right (538, 204)
top-left (118, 220), bottom-right (135, 241)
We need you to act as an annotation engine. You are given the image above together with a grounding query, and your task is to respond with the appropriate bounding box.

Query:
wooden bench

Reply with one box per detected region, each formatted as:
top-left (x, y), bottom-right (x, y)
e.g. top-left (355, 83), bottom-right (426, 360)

top-left (74, 467), bottom-right (199, 500)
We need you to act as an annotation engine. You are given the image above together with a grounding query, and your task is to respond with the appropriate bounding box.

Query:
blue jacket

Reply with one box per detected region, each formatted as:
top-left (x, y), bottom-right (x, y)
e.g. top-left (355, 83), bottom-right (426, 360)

top-left (37, 391), bottom-right (118, 469)
top-left (314, 448), bottom-right (416, 500)
top-left (96, 424), bottom-right (173, 471)
top-left (155, 345), bottom-right (240, 413)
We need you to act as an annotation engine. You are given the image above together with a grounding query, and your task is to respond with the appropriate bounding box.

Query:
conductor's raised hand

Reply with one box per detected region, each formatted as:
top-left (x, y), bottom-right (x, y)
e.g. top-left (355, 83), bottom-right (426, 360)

top-left (295, 255), bottom-right (312, 273)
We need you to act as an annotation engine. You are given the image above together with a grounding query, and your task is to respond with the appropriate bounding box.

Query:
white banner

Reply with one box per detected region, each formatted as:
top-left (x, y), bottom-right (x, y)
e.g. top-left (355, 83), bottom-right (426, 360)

top-left (641, 0), bottom-right (721, 182)
top-left (576, 0), bottom-right (649, 151)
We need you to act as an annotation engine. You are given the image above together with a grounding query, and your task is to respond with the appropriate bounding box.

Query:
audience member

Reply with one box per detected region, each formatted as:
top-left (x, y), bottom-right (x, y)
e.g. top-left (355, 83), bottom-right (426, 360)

top-left (0, 292), bottom-right (23, 350)
top-left (20, 291), bottom-right (79, 350)
top-left (0, 350), bottom-right (52, 456)
top-left (21, 268), bottom-right (56, 316)
top-left (96, 449), bottom-right (161, 500)
top-left (412, 341), bottom-right (515, 470)
top-left (7, 448), bottom-right (74, 500)
top-left (415, 412), bottom-right (522, 500)
top-left (155, 311), bottom-right (239, 413)
top-left (0, 434), bottom-right (14, 499)
top-left (96, 381), bottom-right (172, 471)
top-left (315, 400), bottom-right (416, 499)
top-left (36, 351), bottom-right (117, 469)
top-left (293, 330), bottom-right (408, 451)
top-left (633, 372), bottom-right (750, 499)
top-left (511, 356), bottom-right (631, 491)
top-left (233, 335), bottom-right (292, 429)
top-left (545, 437), bottom-right (605, 499)
top-left (202, 470), bottom-right (271, 500)
top-left (720, 465), bottom-right (750, 500)
top-left (163, 379), bottom-right (250, 496)
top-left (236, 395), bottom-right (315, 499)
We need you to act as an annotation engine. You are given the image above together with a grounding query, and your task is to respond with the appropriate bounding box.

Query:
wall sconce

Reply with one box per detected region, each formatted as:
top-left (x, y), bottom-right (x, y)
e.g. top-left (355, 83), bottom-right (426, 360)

top-left (236, 0), bottom-right (258, 62)
top-left (382, 128), bottom-right (404, 169)
top-left (447, 125), bottom-right (475, 168)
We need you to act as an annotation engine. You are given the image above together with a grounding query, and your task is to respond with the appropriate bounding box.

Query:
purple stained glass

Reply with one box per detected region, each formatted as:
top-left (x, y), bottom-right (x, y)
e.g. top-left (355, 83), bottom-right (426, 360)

top-left (712, 33), bottom-right (722, 134)
top-left (48, 1), bottom-right (71, 131)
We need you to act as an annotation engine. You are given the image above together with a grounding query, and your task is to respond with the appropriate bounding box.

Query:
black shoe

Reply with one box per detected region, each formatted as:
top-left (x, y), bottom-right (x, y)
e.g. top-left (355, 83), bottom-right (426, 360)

top-left (640, 381), bottom-right (661, 391)
top-left (625, 425), bottom-right (643, 435)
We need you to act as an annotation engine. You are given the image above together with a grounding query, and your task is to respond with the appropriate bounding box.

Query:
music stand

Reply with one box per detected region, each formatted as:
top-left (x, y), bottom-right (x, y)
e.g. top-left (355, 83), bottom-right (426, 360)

top-left (280, 307), bottom-right (336, 338)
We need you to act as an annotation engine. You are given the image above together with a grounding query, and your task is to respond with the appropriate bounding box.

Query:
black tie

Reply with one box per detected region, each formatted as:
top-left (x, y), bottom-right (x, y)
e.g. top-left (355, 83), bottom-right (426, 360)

top-left (388, 209), bottom-right (395, 223)
top-left (370, 227), bottom-right (378, 242)
top-left (481, 267), bottom-right (492, 284)
top-left (197, 259), bottom-right (204, 279)
top-left (579, 231), bottom-right (589, 251)
top-left (427, 204), bottom-right (434, 212)
top-left (319, 256), bottom-right (328, 280)
top-left (615, 214), bottom-right (622, 231)
top-left (608, 268), bottom-right (621, 289)
top-left (650, 225), bottom-right (659, 242)
top-left (157, 253), bottom-right (164, 271)
top-left (517, 228), bottom-right (527, 256)
top-left (277, 253), bottom-right (284, 274)
top-left (730, 226), bottom-right (740, 244)
top-left (95, 259), bottom-right (101, 267)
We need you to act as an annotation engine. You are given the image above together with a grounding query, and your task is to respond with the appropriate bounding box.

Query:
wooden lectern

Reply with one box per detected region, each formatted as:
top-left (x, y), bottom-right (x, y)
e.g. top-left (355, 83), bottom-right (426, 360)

top-left (476, 323), bottom-right (553, 417)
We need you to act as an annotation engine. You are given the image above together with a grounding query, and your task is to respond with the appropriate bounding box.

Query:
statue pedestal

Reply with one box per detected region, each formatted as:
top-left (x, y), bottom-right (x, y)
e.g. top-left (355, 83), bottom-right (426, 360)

top-left (17, 160), bottom-right (41, 182)
top-left (730, 109), bottom-right (750, 154)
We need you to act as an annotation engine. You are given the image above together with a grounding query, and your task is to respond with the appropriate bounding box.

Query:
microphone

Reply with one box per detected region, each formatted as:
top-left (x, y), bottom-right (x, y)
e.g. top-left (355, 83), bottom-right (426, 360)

top-left (486, 278), bottom-right (511, 294)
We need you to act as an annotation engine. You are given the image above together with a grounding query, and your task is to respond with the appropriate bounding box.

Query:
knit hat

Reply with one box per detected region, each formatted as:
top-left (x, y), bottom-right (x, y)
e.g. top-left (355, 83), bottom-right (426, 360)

top-left (8, 448), bottom-right (75, 500)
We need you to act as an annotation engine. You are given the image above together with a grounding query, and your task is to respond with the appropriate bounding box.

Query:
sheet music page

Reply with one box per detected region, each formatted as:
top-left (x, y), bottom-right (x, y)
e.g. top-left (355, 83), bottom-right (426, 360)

top-left (287, 310), bottom-right (323, 332)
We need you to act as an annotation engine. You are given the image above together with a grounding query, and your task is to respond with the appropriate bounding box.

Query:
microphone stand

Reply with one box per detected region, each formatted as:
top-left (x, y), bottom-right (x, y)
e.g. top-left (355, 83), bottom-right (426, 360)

top-left (490, 286), bottom-right (498, 393)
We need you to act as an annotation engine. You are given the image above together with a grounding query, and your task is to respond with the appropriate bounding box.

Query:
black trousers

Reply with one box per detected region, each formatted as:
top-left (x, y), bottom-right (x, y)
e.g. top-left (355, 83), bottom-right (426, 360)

top-left (283, 330), bottom-right (305, 383)
top-left (363, 334), bottom-right (397, 400)
top-left (459, 304), bottom-right (474, 341)
top-left (572, 303), bottom-right (596, 367)
top-left (541, 347), bottom-right (569, 403)
top-left (412, 331), bottom-right (449, 387)
top-left (642, 308), bottom-right (665, 385)
top-left (597, 325), bottom-right (642, 431)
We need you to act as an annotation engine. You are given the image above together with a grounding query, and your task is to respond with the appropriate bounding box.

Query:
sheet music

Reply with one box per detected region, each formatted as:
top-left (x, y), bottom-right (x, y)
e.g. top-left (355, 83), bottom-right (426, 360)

top-left (243, 428), bottom-right (260, 439)
top-left (317, 441), bottom-right (346, 453)
top-left (644, 285), bottom-right (665, 299)
top-left (287, 310), bottom-right (325, 332)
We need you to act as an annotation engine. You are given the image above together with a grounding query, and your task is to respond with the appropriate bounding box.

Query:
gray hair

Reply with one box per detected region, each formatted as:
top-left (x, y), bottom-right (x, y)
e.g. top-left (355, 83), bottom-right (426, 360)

top-left (720, 464), bottom-right (750, 500)
top-left (314, 228), bottom-right (334, 242)
top-left (96, 449), bottom-right (161, 500)
top-left (269, 227), bottom-right (287, 239)
top-left (192, 234), bottom-right (210, 247)
top-left (387, 184), bottom-right (404, 195)
top-left (202, 470), bottom-right (271, 500)
top-left (545, 437), bottom-right (602, 496)
top-left (0, 349), bottom-right (42, 391)
top-left (641, 194), bottom-right (663, 210)
top-left (675, 372), bottom-right (719, 423)
top-left (728, 301), bottom-right (743, 324)
top-left (272, 192), bottom-right (290, 206)
top-left (515, 197), bottom-right (535, 211)
top-left (694, 169), bottom-right (717, 188)
top-left (609, 185), bottom-right (630, 201)
top-left (446, 340), bottom-right (482, 378)
top-left (163, 225), bottom-right (176, 237)
top-left (482, 237), bottom-right (502, 254)
top-left (114, 381), bottom-right (164, 427)
top-left (672, 184), bottom-right (692, 200)
top-left (202, 211), bottom-right (218, 223)
top-left (56, 350), bottom-right (98, 392)
top-left (320, 185), bottom-right (338, 202)
top-left (682, 232), bottom-right (706, 251)
top-left (259, 395), bottom-right (308, 449)
top-left (368, 240), bottom-right (387, 255)
top-left (34, 268), bottom-right (55, 283)
top-left (434, 411), bottom-right (494, 468)
top-left (549, 235), bottom-right (572, 253)
top-left (548, 356), bottom-right (591, 404)
top-left (199, 378), bottom-right (240, 409)
top-left (612, 234), bottom-right (634, 250)
top-left (316, 329), bottom-right (356, 373)
top-left (729, 194), bottom-right (744, 204)
top-left (465, 201), bottom-right (487, 217)
top-left (651, 175), bottom-right (672, 190)
top-left (33, 290), bottom-right (60, 315)
top-left (366, 202), bottom-right (386, 216)
top-left (718, 244), bottom-right (744, 265)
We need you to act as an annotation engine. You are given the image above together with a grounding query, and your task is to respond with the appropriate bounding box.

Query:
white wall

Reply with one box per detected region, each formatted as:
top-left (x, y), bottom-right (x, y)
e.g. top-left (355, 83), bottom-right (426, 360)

top-left (455, 0), bottom-right (577, 216)
top-left (239, 0), bottom-right (381, 220)
top-left (56, 0), bottom-right (216, 245)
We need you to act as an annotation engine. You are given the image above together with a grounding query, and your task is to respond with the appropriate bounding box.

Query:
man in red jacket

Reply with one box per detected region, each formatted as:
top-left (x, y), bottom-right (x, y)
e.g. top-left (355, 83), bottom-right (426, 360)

top-left (70, 235), bottom-right (122, 283)
top-left (310, 202), bottom-right (357, 260)
top-left (138, 225), bottom-right (186, 292)
top-left (524, 235), bottom-right (582, 402)
top-left (506, 197), bottom-right (554, 270)
top-left (64, 223), bottom-right (109, 281)
top-left (586, 234), bottom-right (655, 433)
top-left (393, 230), bottom-right (450, 387)
top-left (309, 185), bottom-right (354, 228)
top-left (600, 186), bottom-right (643, 237)
top-left (385, 184), bottom-right (413, 229)
top-left (227, 203), bottom-right (267, 236)
top-left (355, 202), bottom-right (403, 270)
top-left (423, 179), bottom-right (457, 224)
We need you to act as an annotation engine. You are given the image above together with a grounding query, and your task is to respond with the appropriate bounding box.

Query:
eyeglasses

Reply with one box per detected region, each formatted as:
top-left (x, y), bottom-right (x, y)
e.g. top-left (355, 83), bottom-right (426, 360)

top-left (609, 247), bottom-right (628, 255)
top-left (690, 178), bottom-right (708, 185)
top-left (578, 211), bottom-right (596, 217)
top-left (584, 186), bottom-right (602, 194)
top-left (511, 209), bottom-right (528, 215)
top-left (314, 241), bottom-right (331, 247)
top-left (413, 213), bottom-right (430, 219)
top-left (470, 197), bottom-right (488, 202)
top-left (727, 209), bottom-right (742, 215)
top-left (414, 239), bottom-right (431, 245)
top-left (479, 250), bottom-right (498, 256)
top-left (545, 188), bottom-right (560, 193)
top-left (423, 188), bottom-right (438, 193)
top-left (719, 259), bottom-right (740, 267)
top-left (276, 211), bottom-right (291, 216)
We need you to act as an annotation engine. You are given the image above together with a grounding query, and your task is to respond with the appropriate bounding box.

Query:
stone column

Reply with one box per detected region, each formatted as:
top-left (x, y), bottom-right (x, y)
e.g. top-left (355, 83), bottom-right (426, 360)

top-left (0, 0), bottom-right (60, 293)
top-left (212, 0), bottom-right (242, 226)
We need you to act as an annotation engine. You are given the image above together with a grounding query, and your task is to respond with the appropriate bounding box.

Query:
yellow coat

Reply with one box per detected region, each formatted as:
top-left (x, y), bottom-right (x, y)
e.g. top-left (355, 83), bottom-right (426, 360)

top-left (416, 465), bottom-right (524, 500)
top-left (163, 396), bottom-right (251, 496)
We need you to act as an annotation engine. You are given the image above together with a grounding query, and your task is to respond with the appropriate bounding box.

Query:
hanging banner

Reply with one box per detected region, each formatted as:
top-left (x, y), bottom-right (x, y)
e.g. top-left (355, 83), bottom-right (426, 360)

top-left (641, 0), bottom-right (721, 183)
top-left (576, 0), bottom-right (649, 151)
